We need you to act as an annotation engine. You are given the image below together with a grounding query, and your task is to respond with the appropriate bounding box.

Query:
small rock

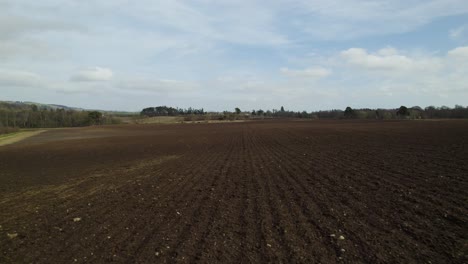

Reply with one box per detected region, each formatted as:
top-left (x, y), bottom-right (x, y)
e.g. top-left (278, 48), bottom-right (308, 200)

top-left (339, 235), bottom-right (345, 240)
top-left (330, 234), bottom-right (336, 237)
top-left (267, 243), bottom-right (272, 248)
top-left (155, 252), bottom-right (160, 256)
top-left (7, 233), bottom-right (18, 239)
top-left (73, 217), bottom-right (81, 222)
top-left (341, 248), bottom-right (346, 252)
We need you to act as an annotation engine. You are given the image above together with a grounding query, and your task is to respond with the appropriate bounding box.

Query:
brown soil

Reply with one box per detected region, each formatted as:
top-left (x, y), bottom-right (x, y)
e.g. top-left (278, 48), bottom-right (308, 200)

top-left (0, 120), bottom-right (467, 263)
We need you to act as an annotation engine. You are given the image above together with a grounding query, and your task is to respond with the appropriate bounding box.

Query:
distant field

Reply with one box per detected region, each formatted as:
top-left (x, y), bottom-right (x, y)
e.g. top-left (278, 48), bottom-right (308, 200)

top-left (116, 115), bottom-right (250, 124)
top-left (0, 120), bottom-right (467, 263)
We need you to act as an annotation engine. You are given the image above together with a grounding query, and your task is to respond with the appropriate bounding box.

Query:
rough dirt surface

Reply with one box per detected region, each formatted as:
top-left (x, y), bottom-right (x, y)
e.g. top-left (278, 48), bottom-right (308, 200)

top-left (0, 120), bottom-right (467, 263)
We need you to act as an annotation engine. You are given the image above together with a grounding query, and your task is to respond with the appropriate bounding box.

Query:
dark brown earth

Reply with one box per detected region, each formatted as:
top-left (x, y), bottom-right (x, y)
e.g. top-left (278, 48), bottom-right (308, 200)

top-left (0, 120), bottom-right (467, 263)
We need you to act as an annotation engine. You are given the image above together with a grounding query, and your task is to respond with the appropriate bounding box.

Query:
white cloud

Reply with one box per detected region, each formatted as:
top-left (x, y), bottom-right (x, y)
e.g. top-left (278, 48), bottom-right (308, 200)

top-left (340, 47), bottom-right (442, 73)
top-left (292, 0), bottom-right (468, 40)
top-left (448, 46), bottom-right (468, 58)
top-left (116, 78), bottom-right (197, 94)
top-left (280, 67), bottom-right (331, 79)
top-left (117, 0), bottom-right (288, 46)
top-left (335, 46), bottom-right (468, 100)
top-left (0, 69), bottom-right (42, 87)
top-left (0, 13), bottom-right (83, 60)
top-left (377, 47), bottom-right (400, 56)
top-left (70, 67), bottom-right (113, 82)
top-left (0, 68), bottom-right (114, 95)
top-left (0, 15), bottom-right (81, 40)
top-left (0, 38), bottom-right (52, 59)
top-left (341, 48), bottom-right (412, 71)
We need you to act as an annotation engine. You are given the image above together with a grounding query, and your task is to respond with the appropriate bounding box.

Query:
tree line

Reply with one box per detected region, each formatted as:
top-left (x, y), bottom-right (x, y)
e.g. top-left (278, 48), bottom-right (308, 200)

top-left (339, 105), bottom-right (468, 119)
top-left (0, 102), bottom-right (120, 134)
top-left (141, 106), bottom-right (205, 116)
top-left (2, 102), bottom-right (467, 135)
top-left (249, 105), bottom-right (468, 119)
top-left (142, 105), bottom-right (468, 120)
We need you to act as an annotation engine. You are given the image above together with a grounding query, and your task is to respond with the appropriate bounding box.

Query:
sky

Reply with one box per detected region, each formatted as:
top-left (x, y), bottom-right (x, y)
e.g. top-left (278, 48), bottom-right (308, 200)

top-left (1, 0), bottom-right (468, 112)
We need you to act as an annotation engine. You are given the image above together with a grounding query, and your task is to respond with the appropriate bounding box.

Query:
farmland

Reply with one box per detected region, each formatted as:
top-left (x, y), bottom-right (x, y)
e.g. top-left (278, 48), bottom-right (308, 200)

top-left (0, 120), bottom-right (467, 263)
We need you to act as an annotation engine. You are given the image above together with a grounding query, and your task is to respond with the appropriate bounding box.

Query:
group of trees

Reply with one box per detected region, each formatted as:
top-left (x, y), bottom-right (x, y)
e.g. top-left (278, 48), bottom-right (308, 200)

top-left (0, 102), bottom-right (120, 134)
top-left (141, 106), bottom-right (205, 117)
top-left (335, 105), bottom-right (468, 120)
top-left (141, 105), bottom-right (468, 120)
top-left (250, 107), bottom-right (313, 118)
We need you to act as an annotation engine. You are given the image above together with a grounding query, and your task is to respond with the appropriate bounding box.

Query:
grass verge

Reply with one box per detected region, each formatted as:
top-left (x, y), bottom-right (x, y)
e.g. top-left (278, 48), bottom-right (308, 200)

top-left (0, 130), bottom-right (47, 147)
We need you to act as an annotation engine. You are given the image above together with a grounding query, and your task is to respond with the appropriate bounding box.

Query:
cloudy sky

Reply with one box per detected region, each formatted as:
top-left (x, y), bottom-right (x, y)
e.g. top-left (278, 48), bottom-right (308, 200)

top-left (1, 0), bottom-right (468, 111)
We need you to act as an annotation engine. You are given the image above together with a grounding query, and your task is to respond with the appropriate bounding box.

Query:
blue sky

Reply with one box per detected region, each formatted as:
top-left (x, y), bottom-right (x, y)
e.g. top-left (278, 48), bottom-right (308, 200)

top-left (1, 0), bottom-right (468, 111)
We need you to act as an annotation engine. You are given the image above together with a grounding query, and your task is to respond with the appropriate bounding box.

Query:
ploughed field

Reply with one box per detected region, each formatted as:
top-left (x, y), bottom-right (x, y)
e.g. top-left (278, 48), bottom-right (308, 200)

top-left (0, 120), bottom-right (467, 263)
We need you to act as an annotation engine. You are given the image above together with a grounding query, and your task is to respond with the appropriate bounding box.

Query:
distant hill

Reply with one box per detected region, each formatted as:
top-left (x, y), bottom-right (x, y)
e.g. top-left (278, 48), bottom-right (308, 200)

top-left (0, 101), bottom-right (137, 115)
top-left (0, 101), bottom-right (83, 111)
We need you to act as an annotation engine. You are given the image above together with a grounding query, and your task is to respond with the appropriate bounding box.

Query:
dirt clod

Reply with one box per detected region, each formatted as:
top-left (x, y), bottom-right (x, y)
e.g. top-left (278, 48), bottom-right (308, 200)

top-left (7, 233), bottom-right (18, 239)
